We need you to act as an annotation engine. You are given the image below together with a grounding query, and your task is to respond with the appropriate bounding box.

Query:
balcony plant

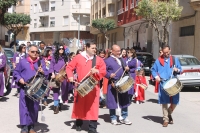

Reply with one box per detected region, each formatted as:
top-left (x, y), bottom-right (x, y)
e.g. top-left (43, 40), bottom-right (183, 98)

top-left (92, 18), bottom-right (115, 49)
top-left (135, 0), bottom-right (183, 47)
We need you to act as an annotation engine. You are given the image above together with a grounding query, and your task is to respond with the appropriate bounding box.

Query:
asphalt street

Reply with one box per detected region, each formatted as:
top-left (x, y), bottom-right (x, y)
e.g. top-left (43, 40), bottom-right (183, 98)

top-left (0, 76), bottom-right (200, 133)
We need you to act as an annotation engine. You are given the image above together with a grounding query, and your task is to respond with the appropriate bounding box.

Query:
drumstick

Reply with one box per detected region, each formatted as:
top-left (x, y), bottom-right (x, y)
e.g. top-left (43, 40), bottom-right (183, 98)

top-left (80, 66), bottom-right (96, 83)
top-left (31, 64), bottom-right (42, 84)
top-left (114, 67), bottom-right (122, 75)
top-left (119, 70), bottom-right (126, 82)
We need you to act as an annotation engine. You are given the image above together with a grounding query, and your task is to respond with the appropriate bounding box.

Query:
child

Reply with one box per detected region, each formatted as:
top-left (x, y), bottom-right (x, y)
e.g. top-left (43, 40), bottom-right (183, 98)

top-left (134, 67), bottom-right (148, 104)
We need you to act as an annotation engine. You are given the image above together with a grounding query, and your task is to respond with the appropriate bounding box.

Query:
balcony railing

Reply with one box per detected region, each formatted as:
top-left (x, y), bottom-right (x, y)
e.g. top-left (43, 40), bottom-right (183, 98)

top-left (71, 22), bottom-right (78, 26)
top-left (102, 14), bottom-right (106, 18)
top-left (130, 3), bottom-right (134, 9)
top-left (125, 6), bottom-right (128, 11)
top-left (72, 5), bottom-right (81, 9)
top-left (39, 8), bottom-right (49, 12)
top-left (39, 23), bottom-right (48, 27)
top-left (117, 8), bottom-right (124, 15)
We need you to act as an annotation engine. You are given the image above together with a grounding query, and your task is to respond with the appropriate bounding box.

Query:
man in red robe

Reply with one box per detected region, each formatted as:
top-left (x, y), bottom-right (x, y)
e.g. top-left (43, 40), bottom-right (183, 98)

top-left (66, 42), bottom-right (106, 133)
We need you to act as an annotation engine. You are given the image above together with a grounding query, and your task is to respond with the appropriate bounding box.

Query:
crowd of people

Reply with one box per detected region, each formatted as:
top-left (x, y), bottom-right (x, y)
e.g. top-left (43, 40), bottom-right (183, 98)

top-left (0, 42), bottom-right (182, 133)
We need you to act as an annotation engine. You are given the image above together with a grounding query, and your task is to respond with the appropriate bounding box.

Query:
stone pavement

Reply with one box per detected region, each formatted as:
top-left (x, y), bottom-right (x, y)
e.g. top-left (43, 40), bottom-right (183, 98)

top-left (0, 77), bottom-right (200, 133)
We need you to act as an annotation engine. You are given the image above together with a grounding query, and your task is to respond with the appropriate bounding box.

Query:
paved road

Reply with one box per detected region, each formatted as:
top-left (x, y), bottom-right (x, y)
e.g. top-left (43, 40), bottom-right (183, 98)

top-left (0, 77), bottom-right (200, 133)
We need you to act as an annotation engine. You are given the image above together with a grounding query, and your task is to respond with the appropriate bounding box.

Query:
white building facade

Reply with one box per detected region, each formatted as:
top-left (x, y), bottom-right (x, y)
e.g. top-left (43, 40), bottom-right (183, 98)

top-left (30, 0), bottom-right (93, 52)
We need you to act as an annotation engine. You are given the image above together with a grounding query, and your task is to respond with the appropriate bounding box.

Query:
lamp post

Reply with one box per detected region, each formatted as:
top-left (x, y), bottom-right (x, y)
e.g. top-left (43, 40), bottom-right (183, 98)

top-left (78, 14), bottom-right (80, 48)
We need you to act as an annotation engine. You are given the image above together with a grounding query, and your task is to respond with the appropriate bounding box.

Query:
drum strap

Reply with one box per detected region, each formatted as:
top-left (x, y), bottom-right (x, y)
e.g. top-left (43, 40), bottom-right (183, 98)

top-left (92, 55), bottom-right (96, 68)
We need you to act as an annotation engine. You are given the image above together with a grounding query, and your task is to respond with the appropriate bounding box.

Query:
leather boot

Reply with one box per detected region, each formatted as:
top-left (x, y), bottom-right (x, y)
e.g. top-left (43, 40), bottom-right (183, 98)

top-left (59, 103), bottom-right (62, 111)
top-left (54, 106), bottom-right (59, 114)
top-left (168, 115), bottom-right (173, 124)
top-left (163, 121), bottom-right (169, 127)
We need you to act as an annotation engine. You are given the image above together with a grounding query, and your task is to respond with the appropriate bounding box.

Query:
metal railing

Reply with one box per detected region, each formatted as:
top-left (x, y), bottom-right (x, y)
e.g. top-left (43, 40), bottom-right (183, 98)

top-left (117, 8), bottom-right (124, 15)
top-left (108, 12), bottom-right (115, 17)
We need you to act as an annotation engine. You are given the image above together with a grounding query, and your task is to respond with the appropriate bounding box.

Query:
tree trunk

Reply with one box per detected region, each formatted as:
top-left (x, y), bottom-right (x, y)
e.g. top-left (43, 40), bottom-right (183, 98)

top-left (13, 34), bottom-right (16, 52)
top-left (105, 34), bottom-right (109, 50)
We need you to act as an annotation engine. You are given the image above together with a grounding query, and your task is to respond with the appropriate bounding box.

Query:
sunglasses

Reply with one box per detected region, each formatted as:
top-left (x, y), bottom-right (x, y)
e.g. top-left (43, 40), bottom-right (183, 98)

top-left (31, 51), bottom-right (39, 54)
top-left (59, 48), bottom-right (64, 50)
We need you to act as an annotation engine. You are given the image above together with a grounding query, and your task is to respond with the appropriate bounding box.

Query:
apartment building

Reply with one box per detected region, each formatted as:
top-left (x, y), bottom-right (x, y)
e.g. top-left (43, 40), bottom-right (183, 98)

top-left (90, 0), bottom-right (124, 49)
top-left (30, 0), bottom-right (93, 52)
top-left (169, 0), bottom-right (200, 60)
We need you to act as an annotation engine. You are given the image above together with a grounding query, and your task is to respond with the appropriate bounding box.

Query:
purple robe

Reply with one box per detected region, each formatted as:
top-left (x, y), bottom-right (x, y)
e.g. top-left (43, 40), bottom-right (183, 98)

top-left (11, 52), bottom-right (26, 88)
top-left (104, 57), bottom-right (130, 109)
top-left (0, 53), bottom-right (6, 96)
top-left (49, 56), bottom-right (69, 101)
top-left (13, 58), bottom-right (48, 125)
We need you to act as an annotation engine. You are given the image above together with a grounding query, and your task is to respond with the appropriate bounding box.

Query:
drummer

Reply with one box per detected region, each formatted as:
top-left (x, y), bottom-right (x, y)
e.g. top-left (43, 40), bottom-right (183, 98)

top-left (66, 42), bottom-right (106, 133)
top-left (49, 44), bottom-right (68, 114)
top-left (151, 44), bottom-right (182, 127)
top-left (13, 44), bottom-right (48, 133)
top-left (104, 44), bottom-right (132, 125)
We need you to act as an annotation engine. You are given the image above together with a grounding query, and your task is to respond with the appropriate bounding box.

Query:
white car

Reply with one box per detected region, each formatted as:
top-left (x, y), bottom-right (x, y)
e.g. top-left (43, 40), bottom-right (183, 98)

top-left (174, 55), bottom-right (200, 87)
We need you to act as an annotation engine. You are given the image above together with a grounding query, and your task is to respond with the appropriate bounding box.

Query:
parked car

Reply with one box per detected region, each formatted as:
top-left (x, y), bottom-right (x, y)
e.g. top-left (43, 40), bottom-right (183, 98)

top-left (174, 55), bottom-right (200, 87)
top-left (3, 48), bottom-right (14, 74)
top-left (136, 52), bottom-right (155, 75)
top-left (149, 55), bottom-right (200, 87)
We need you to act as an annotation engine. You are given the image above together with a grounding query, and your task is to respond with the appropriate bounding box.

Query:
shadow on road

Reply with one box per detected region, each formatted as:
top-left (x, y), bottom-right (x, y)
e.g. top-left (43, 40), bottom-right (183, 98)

top-left (64, 120), bottom-right (100, 132)
top-left (142, 116), bottom-right (163, 125)
top-left (146, 99), bottom-right (158, 103)
top-left (16, 122), bottom-right (50, 132)
top-left (39, 106), bottom-right (46, 111)
top-left (48, 104), bottom-right (70, 111)
top-left (98, 114), bottom-right (110, 123)
top-left (0, 96), bottom-right (9, 102)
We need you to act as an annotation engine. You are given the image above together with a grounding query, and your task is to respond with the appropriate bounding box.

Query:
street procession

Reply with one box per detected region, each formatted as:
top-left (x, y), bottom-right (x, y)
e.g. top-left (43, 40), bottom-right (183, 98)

top-left (0, 0), bottom-right (200, 133)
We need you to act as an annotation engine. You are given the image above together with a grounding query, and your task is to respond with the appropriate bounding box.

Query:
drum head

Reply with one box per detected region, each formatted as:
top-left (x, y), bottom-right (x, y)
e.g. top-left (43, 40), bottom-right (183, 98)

top-left (116, 76), bottom-right (129, 86)
top-left (164, 78), bottom-right (177, 89)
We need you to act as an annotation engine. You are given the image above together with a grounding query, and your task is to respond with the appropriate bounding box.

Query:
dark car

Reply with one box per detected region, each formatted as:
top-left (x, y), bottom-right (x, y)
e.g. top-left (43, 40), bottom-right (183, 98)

top-left (3, 48), bottom-right (14, 74)
top-left (136, 52), bottom-right (155, 75)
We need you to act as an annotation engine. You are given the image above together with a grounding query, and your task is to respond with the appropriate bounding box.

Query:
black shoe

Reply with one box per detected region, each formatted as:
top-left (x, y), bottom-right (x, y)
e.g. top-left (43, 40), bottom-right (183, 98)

top-left (88, 130), bottom-right (97, 133)
top-left (168, 115), bottom-right (173, 124)
top-left (76, 126), bottom-right (81, 131)
top-left (59, 103), bottom-right (62, 111)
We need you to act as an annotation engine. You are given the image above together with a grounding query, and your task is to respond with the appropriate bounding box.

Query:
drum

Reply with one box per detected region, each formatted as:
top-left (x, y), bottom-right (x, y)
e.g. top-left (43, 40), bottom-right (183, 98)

top-left (115, 76), bottom-right (134, 93)
top-left (76, 76), bottom-right (98, 97)
top-left (55, 65), bottom-right (67, 83)
top-left (25, 76), bottom-right (50, 101)
top-left (139, 83), bottom-right (148, 90)
top-left (163, 78), bottom-right (183, 96)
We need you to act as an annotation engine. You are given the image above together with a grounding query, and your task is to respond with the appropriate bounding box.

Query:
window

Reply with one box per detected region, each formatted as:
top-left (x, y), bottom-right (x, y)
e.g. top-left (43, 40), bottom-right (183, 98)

top-left (34, 23), bottom-right (37, 28)
top-left (63, 16), bottom-right (69, 26)
top-left (180, 25), bottom-right (195, 37)
top-left (35, 34), bottom-right (40, 40)
top-left (18, 0), bottom-right (24, 6)
top-left (50, 17), bottom-right (55, 27)
top-left (50, 1), bottom-right (55, 11)
top-left (34, 4), bottom-right (37, 13)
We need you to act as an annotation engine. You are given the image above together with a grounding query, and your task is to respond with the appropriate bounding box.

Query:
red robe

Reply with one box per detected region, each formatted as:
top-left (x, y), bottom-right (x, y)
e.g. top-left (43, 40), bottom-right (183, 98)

top-left (134, 75), bottom-right (147, 101)
top-left (102, 77), bottom-right (108, 94)
top-left (66, 54), bottom-right (106, 120)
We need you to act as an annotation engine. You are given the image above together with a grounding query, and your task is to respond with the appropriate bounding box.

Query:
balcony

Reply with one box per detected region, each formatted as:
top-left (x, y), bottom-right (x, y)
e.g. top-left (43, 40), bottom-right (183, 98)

top-left (72, 5), bottom-right (81, 9)
top-left (39, 8), bottom-right (49, 12)
top-left (125, 6), bottom-right (128, 11)
top-left (190, 0), bottom-right (200, 10)
top-left (136, 0), bottom-right (139, 7)
top-left (117, 8), bottom-right (124, 15)
top-left (130, 3), bottom-right (134, 9)
top-left (39, 23), bottom-right (48, 27)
